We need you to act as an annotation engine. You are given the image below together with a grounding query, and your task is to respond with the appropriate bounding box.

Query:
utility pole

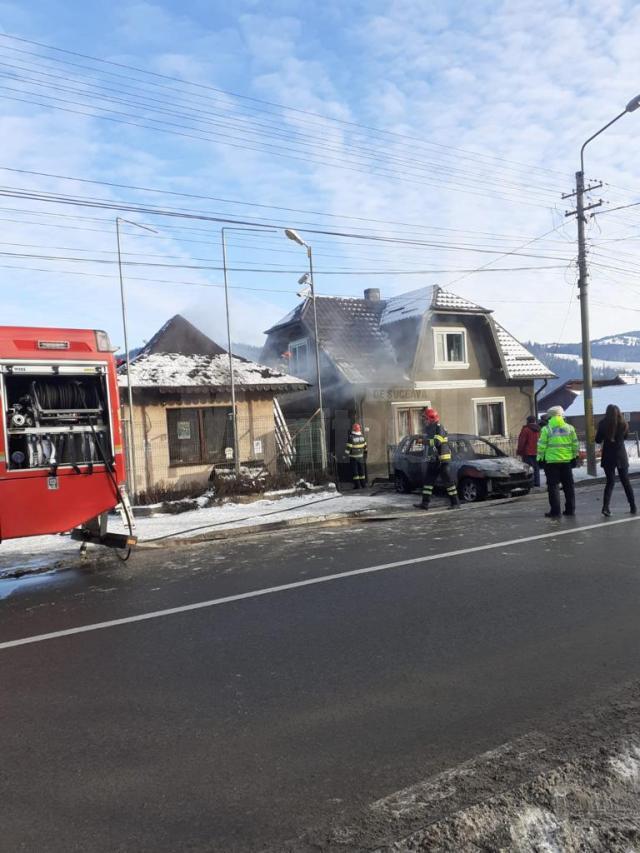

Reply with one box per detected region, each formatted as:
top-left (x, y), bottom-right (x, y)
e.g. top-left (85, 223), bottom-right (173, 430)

top-left (563, 177), bottom-right (602, 478)
top-left (562, 93), bottom-right (640, 477)
top-left (220, 226), bottom-right (277, 476)
top-left (116, 216), bottom-right (158, 497)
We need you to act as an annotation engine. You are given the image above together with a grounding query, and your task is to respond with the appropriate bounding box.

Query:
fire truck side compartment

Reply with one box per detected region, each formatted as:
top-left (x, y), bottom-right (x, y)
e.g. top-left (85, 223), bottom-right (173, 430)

top-left (0, 327), bottom-right (126, 541)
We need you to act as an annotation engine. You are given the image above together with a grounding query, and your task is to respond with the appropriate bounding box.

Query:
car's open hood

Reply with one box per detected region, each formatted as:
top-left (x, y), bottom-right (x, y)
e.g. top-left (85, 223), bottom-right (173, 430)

top-left (459, 457), bottom-right (529, 476)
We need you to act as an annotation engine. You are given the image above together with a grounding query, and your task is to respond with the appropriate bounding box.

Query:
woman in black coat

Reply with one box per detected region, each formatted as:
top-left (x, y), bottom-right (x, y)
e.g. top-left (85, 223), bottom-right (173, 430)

top-left (595, 404), bottom-right (636, 516)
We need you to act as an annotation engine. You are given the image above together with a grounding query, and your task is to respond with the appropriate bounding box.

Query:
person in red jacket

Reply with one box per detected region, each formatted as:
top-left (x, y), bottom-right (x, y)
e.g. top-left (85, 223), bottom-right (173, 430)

top-left (517, 415), bottom-right (541, 487)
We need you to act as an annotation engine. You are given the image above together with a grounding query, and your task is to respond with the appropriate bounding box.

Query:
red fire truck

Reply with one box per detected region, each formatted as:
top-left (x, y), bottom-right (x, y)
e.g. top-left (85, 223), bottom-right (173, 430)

top-left (0, 326), bottom-right (136, 552)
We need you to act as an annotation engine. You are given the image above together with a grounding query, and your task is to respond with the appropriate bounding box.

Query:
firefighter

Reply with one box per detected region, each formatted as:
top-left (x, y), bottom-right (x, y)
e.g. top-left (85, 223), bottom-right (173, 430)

top-left (414, 407), bottom-right (460, 510)
top-left (346, 423), bottom-right (367, 489)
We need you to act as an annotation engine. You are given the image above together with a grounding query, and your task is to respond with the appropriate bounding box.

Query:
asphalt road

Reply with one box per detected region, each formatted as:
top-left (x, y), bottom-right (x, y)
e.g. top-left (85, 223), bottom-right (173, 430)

top-left (2, 483), bottom-right (640, 852)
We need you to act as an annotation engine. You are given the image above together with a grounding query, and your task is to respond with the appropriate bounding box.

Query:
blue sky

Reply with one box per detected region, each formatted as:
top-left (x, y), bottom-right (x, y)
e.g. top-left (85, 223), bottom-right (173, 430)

top-left (1, 0), bottom-right (640, 349)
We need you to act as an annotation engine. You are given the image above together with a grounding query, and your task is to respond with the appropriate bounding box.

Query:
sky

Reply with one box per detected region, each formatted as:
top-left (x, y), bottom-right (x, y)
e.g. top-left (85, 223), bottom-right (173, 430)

top-left (0, 0), bottom-right (640, 350)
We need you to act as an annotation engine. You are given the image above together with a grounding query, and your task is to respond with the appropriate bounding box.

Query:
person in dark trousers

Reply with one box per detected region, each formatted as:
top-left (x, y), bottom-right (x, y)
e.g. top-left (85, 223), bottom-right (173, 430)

top-left (537, 405), bottom-right (580, 518)
top-left (517, 415), bottom-right (541, 487)
top-left (595, 404), bottom-right (636, 516)
top-left (414, 407), bottom-right (460, 510)
top-left (346, 423), bottom-right (367, 489)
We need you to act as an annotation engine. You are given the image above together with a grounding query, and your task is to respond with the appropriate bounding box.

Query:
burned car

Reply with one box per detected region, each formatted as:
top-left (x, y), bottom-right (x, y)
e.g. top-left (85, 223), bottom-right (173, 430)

top-left (393, 433), bottom-right (533, 502)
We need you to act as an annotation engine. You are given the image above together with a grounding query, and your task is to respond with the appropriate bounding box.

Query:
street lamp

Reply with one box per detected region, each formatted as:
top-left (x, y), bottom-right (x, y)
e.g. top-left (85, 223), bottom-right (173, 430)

top-left (116, 216), bottom-right (157, 498)
top-left (284, 228), bottom-right (328, 472)
top-left (573, 94), bottom-right (640, 477)
top-left (221, 226), bottom-right (276, 475)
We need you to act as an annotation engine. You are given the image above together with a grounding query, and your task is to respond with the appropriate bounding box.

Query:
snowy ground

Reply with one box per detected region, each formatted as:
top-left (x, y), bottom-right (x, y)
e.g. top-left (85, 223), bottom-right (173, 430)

top-left (3, 460), bottom-right (640, 574)
top-left (553, 351), bottom-right (640, 373)
top-left (0, 487), bottom-right (418, 573)
top-left (280, 683), bottom-right (640, 853)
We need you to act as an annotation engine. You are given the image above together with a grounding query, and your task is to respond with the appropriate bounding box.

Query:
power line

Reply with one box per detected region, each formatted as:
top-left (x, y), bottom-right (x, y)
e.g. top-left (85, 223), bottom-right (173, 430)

top-left (0, 88), bottom-right (560, 208)
top-left (0, 33), bottom-right (570, 182)
top-left (0, 249), bottom-right (567, 275)
top-left (0, 65), bottom-right (562, 201)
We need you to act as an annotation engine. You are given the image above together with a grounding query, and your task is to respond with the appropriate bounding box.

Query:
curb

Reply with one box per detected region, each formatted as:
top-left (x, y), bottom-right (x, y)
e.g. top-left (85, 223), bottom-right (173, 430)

top-left (135, 474), bottom-right (640, 547)
top-left (137, 509), bottom-right (398, 547)
top-left (136, 493), bottom-right (531, 548)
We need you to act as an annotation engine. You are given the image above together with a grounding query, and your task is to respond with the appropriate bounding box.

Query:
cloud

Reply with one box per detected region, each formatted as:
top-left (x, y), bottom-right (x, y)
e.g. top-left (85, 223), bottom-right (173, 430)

top-left (2, 0), bottom-right (640, 354)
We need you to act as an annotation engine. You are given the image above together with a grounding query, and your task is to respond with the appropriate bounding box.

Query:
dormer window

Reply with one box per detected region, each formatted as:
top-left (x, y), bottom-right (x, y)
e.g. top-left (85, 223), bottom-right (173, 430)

top-left (433, 327), bottom-right (468, 369)
top-left (289, 338), bottom-right (310, 375)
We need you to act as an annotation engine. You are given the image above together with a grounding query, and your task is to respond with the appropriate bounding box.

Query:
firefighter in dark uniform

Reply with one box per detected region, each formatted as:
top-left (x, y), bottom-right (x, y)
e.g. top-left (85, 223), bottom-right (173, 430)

top-left (414, 408), bottom-right (460, 509)
top-left (346, 423), bottom-right (367, 489)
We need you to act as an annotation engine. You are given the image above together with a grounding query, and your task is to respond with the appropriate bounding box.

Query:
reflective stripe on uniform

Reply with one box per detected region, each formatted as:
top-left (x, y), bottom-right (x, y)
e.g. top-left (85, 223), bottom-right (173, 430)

top-left (537, 418), bottom-right (579, 463)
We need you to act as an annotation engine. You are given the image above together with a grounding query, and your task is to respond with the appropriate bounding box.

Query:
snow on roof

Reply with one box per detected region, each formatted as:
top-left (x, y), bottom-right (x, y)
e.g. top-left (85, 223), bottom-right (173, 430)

top-left (380, 286), bottom-right (436, 326)
top-left (265, 285), bottom-right (549, 383)
top-left (432, 287), bottom-right (489, 313)
top-left (566, 383), bottom-right (640, 417)
top-left (492, 322), bottom-right (555, 380)
top-left (119, 352), bottom-right (308, 391)
top-left (380, 285), bottom-right (488, 326)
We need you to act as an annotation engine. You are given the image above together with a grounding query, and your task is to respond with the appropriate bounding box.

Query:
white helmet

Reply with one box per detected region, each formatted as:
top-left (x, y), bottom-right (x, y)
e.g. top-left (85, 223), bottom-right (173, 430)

top-left (546, 405), bottom-right (564, 418)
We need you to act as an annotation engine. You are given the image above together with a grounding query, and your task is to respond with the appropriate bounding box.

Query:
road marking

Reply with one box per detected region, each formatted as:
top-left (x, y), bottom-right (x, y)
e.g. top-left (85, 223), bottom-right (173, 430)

top-left (1, 515), bottom-right (639, 651)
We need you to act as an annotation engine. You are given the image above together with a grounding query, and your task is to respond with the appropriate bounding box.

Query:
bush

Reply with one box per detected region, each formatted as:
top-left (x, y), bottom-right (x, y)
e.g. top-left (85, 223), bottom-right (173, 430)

top-left (135, 480), bottom-right (209, 507)
top-left (209, 466), bottom-right (298, 499)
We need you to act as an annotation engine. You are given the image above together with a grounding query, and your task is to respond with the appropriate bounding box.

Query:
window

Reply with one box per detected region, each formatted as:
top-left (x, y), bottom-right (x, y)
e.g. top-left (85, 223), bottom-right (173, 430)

top-left (167, 407), bottom-right (234, 465)
top-left (433, 327), bottom-right (468, 368)
top-left (289, 338), bottom-right (309, 375)
top-left (407, 437), bottom-right (425, 456)
top-left (474, 399), bottom-right (506, 437)
top-left (396, 406), bottom-right (429, 439)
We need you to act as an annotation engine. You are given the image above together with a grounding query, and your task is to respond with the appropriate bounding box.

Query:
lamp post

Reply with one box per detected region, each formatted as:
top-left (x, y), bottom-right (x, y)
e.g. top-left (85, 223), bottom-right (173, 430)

top-left (115, 216), bottom-right (157, 497)
top-left (221, 226), bottom-right (276, 475)
top-left (574, 94), bottom-right (640, 477)
top-left (284, 228), bottom-right (328, 472)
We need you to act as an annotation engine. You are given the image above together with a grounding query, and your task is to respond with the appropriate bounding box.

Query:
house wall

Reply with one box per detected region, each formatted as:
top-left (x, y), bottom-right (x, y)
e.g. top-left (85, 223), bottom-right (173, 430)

top-left (123, 391), bottom-right (278, 494)
top-left (362, 383), bottom-right (534, 480)
top-left (263, 306), bottom-right (541, 483)
top-left (412, 314), bottom-right (501, 384)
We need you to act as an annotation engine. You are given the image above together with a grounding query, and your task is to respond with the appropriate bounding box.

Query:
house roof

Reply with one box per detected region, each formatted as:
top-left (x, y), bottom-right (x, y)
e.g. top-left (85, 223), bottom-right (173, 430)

top-left (309, 296), bottom-right (404, 384)
top-left (380, 286), bottom-right (488, 325)
top-left (565, 383), bottom-right (640, 417)
top-left (491, 321), bottom-right (555, 380)
top-left (265, 284), bottom-right (552, 384)
top-left (140, 314), bottom-right (226, 357)
top-left (119, 352), bottom-right (308, 392)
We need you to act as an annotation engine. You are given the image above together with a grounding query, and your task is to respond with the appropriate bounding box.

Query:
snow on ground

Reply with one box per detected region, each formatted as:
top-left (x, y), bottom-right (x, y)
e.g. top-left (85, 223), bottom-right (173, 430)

top-left (3, 456), bottom-right (640, 572)
top-left (0, 489), bottom-right (417, 572)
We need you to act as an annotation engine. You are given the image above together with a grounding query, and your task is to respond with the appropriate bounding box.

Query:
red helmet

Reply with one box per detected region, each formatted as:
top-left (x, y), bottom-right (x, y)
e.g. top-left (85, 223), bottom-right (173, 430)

top-left (352, 423), bottom-right (362, 433)
top-left (424, 407), bottom-right (439, 423)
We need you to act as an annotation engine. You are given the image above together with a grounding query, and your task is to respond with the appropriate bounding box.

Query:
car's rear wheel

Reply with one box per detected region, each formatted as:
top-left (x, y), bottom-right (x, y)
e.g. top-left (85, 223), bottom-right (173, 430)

top-left (394, 471), bottom-right (412, 493)
top-left (459, 477), bottom-right (487, 502)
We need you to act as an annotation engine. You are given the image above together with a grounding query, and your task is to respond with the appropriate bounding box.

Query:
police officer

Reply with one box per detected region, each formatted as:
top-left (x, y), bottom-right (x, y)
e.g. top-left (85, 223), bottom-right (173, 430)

top-left (346, 423), bottom-right (367, 489)
top-left (537, 405), bottom-right (580, 518)
top-left (414, 408), bottom-right (460, 510)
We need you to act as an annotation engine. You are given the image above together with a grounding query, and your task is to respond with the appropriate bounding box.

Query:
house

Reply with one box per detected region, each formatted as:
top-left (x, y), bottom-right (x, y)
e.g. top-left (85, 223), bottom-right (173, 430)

top-left (262, 286), bottom-right (554, 480)
top-left (564, 383), bottom-right (640, 436)
top-left (538, 376), bottom-right (628, 414)
top-left (119, 315), bottom-right (308, 494)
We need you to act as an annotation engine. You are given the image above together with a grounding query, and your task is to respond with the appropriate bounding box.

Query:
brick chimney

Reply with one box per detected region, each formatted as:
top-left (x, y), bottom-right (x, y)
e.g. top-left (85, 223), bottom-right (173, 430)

top-left (364, 288), bottom-right (381, 302)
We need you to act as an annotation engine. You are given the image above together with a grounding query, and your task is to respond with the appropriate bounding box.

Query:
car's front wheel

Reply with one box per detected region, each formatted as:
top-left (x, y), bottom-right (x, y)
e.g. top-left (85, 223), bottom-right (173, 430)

top-left (394, 471), bottom-right (412, 493)
top-left (459, 477), bottom-right (487, 502)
